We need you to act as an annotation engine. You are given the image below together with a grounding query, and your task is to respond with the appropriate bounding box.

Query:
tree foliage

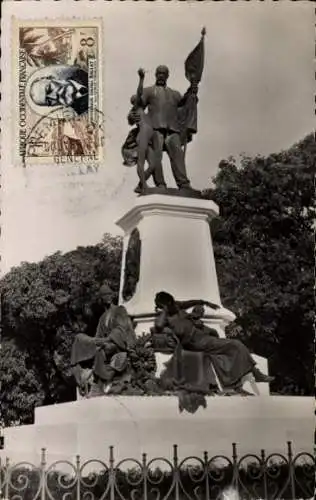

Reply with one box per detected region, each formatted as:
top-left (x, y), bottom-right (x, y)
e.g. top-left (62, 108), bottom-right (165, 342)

top-left (0, 235), bottom-right (122, 424)
top-left (207, 134), bottom-right (314, 395)
top-left (0, 340), bottom-right (45, 426)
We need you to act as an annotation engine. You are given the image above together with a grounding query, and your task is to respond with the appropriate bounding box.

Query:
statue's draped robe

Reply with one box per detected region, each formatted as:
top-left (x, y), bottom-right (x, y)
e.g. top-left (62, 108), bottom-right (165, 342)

top-left (71, 305), bottom-right (114, 368)
top-left (157, 309), bottom-right (255, 389)
top-left (71, 305), bottom-right (136, 389)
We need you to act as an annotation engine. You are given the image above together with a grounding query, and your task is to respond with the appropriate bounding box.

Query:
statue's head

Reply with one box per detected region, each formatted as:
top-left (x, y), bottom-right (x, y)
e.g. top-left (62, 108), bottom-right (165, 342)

top-left (110, 306), bottom-right (136, 340)
top-left (155, 291), bottom-right (175, 312)
top-left (98, 283), bottom-right (114, 306)
top-left (155, 65), bottom-right (169, 86)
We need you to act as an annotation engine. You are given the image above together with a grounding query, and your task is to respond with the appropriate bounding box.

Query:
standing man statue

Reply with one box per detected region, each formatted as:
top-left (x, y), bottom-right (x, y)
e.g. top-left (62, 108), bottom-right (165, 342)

top-left (128, 64), bottom-right (197, 191)
top-left (122, 28), bottom-right (206, 194)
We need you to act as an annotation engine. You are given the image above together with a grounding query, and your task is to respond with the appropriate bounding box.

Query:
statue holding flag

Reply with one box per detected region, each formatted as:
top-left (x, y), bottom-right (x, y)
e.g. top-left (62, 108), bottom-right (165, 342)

top-left (122, 28), bottom-right (206, 195)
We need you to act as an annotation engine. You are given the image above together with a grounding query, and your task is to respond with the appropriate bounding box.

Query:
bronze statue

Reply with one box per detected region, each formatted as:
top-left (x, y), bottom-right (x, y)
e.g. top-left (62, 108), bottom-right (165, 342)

top-left (128, 68), bottom-right (160, 194)
top-left (122, 29), bottom-right (206, 195)
top-left (153, 291), bottom-right (274, 395)
top-left (70, 285), bottom-right (137, 397)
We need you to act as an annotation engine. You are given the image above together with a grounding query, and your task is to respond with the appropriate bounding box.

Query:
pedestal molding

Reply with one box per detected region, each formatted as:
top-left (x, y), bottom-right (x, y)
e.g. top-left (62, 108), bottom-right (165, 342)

top-left (116, 195), bottom-right (219, 233)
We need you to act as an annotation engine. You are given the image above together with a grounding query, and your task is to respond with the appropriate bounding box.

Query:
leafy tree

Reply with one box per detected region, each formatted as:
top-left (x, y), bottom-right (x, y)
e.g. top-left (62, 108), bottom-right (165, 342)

top-left (0, 234), bottom-right (122, 423)
top-left (207, 134), bottom-right (314, 395)
top-left (0, 340), bottom-right (45, 426)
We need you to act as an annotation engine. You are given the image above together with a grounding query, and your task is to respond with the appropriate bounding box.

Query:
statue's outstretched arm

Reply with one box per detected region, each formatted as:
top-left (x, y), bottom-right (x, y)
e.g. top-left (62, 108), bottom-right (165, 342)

top-left (176, 299), bottom-right (219, 310)
top-left (126, 69), bottom-right (147, 125)
top-left (136, 68), bottom-right (145, 107)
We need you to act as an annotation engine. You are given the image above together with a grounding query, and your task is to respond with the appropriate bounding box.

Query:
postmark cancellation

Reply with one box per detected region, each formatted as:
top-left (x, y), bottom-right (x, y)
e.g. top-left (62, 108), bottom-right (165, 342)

top-left (13, 18), bottom-right (103, 166)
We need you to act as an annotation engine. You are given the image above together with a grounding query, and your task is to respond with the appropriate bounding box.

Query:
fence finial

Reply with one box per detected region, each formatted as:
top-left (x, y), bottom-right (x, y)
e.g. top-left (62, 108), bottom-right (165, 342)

top-left (40, 448), bottom-right (46, 467)
top-left (173, 444), bottom-right (178, 466)
top-left (232, 442), bottom-right (238, 462)
top-left (109, 445), bottom-right (114, 465)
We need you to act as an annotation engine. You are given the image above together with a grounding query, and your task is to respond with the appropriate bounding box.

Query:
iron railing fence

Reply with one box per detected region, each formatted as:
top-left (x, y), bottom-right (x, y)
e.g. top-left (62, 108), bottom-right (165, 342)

top-left (0, 441), bottom-right (314, 500)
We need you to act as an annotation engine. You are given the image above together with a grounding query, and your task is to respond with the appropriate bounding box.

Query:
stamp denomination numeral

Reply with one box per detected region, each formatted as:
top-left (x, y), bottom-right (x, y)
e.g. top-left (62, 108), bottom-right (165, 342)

top-left (80, 37), bottom-right (95, 47)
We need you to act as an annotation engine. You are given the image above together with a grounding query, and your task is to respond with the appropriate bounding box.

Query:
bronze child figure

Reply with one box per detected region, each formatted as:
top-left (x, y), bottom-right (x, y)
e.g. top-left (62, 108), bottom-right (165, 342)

top-left (122, 68), bottom-right (159, 194)
top-left (126, 68), bottom-right (158, 194)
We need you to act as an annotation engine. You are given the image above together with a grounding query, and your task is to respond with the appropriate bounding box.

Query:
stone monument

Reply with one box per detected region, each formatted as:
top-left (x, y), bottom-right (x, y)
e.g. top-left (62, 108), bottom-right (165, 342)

top-left (118, 28), bottom-right (272, 397)
top-left (69, 28), bottom-right (273, 403)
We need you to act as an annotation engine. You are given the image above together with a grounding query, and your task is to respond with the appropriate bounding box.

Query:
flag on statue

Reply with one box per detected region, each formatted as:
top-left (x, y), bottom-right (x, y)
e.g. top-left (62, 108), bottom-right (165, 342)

top-left (185, 26), bottom-right (206, 84)
top-left (179, 27), bottom-right (206, 149)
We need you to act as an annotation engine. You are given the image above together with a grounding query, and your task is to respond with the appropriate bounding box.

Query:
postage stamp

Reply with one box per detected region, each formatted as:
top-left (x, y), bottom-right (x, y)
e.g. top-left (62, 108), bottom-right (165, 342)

top-left (13, 18), bottom-right (103, 166)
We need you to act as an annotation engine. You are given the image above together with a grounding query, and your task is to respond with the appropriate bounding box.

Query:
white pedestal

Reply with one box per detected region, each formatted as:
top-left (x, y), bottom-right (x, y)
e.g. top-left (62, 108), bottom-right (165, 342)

top-left (1, 396), bottom-right (314, 468)
top-left (116, 194), bottom-right (235, 336)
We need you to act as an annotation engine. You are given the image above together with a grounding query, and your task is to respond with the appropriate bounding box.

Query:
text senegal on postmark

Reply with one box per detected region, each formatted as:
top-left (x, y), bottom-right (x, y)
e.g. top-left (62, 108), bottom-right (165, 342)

top-left (13, 18), bottom-right (103, 166)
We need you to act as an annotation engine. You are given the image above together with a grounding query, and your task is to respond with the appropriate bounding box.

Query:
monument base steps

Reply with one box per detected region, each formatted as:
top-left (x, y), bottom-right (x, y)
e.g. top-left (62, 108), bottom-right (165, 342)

top-left (1, 396), bottom-right (313, 467)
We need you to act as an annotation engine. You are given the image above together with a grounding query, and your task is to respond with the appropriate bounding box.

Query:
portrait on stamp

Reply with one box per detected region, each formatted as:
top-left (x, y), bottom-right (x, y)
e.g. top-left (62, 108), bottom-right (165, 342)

top-left (28, 65), bottom-right (89, 115)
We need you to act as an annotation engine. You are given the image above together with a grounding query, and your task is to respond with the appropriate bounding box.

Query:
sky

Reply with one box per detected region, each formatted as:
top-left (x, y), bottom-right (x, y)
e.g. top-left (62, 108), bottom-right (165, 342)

top-left (1, 0), bottom-right (314, 274)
